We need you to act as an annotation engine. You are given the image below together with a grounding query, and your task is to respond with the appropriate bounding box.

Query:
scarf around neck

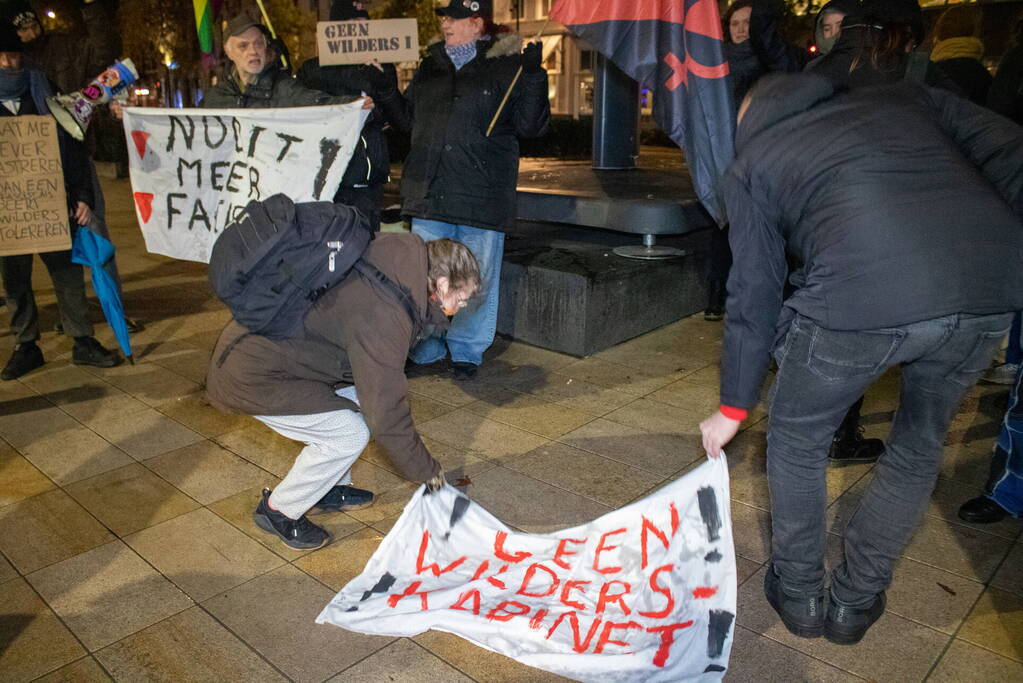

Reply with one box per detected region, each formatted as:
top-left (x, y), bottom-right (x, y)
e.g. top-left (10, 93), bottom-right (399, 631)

top-left (446, 41), bottom-right (479, 70)
top-left (0, 62), bottom-right (51, 114)
top-left (931, 37), bottom-right (984, 63)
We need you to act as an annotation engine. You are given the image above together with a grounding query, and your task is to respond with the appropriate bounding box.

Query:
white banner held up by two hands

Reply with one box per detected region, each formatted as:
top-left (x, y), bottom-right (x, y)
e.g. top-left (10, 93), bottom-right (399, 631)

top-left (122, 103), bottom-right (369, 263)
top-left (317, 458), bottom-right (737, 682)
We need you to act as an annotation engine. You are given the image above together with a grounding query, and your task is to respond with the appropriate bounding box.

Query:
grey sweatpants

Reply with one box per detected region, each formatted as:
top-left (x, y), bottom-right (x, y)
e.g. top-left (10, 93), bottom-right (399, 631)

top-left (255, 386), bottom-right (370, 519)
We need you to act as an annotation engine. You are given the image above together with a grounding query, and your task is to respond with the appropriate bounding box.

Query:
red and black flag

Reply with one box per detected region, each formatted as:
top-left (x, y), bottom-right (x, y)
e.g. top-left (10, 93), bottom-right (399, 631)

top-left (551, 0), bottom-right (734, 223)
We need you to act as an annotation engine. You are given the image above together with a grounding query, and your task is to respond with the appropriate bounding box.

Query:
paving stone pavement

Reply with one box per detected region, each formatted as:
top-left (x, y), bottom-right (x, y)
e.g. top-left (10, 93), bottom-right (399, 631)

top-left (0, 179), bottom-right (1020, 681)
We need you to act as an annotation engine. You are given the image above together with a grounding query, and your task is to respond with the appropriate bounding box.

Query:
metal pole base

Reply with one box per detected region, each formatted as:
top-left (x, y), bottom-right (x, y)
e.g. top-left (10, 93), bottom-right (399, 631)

top-left (613, 235), bottom-right (688, 260)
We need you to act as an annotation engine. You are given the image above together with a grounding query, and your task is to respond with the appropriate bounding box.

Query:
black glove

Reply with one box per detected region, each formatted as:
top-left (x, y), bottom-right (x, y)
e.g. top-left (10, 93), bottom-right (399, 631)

top-left (522, 41), bottom-right (543, 74)
top-left (363, 63), bottom-right (397, 94)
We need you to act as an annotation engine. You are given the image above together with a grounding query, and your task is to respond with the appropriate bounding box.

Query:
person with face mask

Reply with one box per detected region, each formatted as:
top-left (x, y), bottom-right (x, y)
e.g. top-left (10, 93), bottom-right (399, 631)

top-left (0, 23), bottom-right (120, 379)
top-left (199, 14), bottom-right (371, 110)
top-left (296, 0), bottom-right (403, 232)
top-left (389, 0), bottom-right (550, 381)
top-left (748, 0), bottom-right (859, 74)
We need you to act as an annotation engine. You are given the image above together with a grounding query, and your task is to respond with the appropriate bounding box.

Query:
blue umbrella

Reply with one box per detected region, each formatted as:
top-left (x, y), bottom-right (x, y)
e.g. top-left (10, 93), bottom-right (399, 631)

top-left (71, 228), bottom-right (133, 364)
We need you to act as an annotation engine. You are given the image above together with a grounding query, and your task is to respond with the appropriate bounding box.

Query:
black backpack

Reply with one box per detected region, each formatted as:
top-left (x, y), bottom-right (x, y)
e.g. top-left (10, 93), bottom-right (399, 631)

top-left (208, 194), bottom-right (418, 340)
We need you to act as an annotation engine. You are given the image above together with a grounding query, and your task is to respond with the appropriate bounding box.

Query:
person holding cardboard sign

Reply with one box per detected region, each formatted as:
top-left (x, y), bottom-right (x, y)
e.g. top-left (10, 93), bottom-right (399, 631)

top-left (0, 25), bottom-right (119, 380)
top-left (392, 0), bottom-right (550, 381)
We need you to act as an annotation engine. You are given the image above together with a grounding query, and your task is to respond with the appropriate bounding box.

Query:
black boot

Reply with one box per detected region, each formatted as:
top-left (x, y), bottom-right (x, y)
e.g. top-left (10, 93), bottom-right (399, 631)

top-left (704, 280), bottom-right (726, 321)
top-left (764, 565), bottom-right (825, 638)
top-left (825, 592), bottom-right (886, 645)
top-left (958, 447), bottom-right (1012, 523)
top-left (829, 398), bottom-right (884, 463)
top-left (1, 342), bottom-right (44, 381)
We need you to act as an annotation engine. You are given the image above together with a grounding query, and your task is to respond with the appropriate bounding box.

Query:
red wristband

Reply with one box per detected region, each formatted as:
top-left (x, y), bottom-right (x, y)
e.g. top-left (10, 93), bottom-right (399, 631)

top-left (719, 404), bottom-right (748, 421)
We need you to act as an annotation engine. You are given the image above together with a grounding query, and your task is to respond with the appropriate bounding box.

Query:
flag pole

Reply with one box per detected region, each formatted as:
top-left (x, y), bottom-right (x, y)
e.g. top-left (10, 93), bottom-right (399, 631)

top-left (254, 0), bottom-right (290, 71)
top-left (486, 17), bottom-right (551, 137)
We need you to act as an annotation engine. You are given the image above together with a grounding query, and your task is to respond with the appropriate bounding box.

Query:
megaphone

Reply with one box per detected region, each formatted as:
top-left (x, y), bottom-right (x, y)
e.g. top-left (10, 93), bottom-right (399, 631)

top-left (46, 59), bottom-right (139, 141)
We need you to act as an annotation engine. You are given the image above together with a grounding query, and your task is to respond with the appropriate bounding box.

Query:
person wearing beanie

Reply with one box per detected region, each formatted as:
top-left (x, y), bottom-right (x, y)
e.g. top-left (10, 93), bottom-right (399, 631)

top-left (930, 4), bottom-right (992, 106)
top-left (0, 23), bottom-right (120, 379)
top-left (199, 13), bottom-right (370, 112)
top-left (296, 0), bottom-right (403, 232)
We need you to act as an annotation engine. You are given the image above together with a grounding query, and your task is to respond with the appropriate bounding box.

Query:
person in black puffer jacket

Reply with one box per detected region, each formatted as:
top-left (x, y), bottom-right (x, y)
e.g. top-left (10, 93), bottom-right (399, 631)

top-left (296, 0), bottom-right (405, 231)
top-left (390, 0), bottom-right (550, 380)
top-left (930, 5), bottom-right (992, 106)
top-left (700, 72), bottom-right (1023, 646)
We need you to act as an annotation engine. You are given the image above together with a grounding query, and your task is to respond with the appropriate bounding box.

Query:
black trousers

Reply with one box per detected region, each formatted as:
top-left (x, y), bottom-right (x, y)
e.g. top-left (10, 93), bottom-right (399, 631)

top-left (2, 248), bottom-right (93, 344)
top-left (335, 185), bottom-right (384, 233)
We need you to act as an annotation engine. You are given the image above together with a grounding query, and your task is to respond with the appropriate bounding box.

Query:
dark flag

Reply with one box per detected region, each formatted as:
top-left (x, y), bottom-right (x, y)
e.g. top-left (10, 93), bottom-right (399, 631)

top-left (550, 0), bottom-right (734, 223)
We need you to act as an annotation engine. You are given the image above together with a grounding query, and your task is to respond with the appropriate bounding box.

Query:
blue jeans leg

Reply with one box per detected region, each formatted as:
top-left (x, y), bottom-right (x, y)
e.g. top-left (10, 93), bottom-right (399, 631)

top-left (410, 218), bottom-right (504, 367)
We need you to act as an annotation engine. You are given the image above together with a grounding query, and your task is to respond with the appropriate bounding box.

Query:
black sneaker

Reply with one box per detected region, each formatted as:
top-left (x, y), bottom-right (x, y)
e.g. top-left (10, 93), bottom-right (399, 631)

top-left (452, 361), bottom-right (478, 381)
top-left (72, 336), bottom-right (120, 368)
top-left (958, 496), bottom-right (1009, 524)
top-left (1, 342), bottom-right (44, 381)
top-left (252, 488), bottom-right (330, 550)
top-left (828, 428), bottom-right (884, 464)
top-left (825, 592), bottom-right (886, 645)
top-left (764, 566), bottom-right (825, 638)
top-left (309, 485), bottom-right (375, 514)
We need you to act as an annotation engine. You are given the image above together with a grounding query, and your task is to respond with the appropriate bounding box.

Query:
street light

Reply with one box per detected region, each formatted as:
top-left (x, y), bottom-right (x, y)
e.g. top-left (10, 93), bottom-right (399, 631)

top-left (45, 10), bottom-right (56, 18)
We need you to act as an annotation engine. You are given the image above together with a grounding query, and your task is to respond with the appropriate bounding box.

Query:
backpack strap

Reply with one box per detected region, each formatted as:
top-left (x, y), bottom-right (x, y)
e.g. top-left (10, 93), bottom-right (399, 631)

top-left (352, 260), bottom-right (423, 342)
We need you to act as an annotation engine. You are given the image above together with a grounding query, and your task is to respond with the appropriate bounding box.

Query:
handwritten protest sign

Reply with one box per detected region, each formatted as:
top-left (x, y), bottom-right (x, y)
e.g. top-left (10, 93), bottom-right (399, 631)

top-left (0, 115), bottom-right (71, 256)
top-left (122, 103), bottom-right (369, 262)
top-left (317, 19), bottom-right (420, 65)
top-left (318, 458), bottom-right (736, 681)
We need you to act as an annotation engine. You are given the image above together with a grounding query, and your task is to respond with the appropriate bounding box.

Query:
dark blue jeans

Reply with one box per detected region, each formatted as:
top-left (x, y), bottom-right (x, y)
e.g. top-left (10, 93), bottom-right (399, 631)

top-left (767, 312), bottom-right (1012, 607)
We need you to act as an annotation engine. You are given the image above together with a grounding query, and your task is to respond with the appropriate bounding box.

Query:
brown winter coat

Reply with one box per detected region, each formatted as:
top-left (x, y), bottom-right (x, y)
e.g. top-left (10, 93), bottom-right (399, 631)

top-left (205, 233), bottom-right (448, 482)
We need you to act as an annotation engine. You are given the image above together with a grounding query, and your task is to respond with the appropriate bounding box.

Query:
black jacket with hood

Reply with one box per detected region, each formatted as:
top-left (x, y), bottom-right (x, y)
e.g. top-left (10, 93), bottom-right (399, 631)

top-left (749, 0), bottom-right (859, 74)
top-left (391, 33), bottom-right (550, 231)
top-left (720, 73), bottom-right (1023, 410)
top-left (295, 60), bottom-right (402, 189)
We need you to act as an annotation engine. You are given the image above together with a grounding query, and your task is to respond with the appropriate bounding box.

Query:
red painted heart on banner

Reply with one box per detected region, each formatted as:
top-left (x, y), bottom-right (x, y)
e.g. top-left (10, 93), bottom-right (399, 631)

top-left (133, 192), bottom-right (154, 223)
top-left (130, 130), bottom-right (150, 159)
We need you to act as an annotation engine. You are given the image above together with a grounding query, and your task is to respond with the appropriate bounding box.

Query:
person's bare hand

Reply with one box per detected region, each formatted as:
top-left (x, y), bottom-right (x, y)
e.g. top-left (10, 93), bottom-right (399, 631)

top-left (366, 59), bottom-right (384, 72)
top-left (110, 99), bottom-right (125, 120)
top-left (360, 96), bottom-right (375, 110)
top-left (73, 202), bottom-right (92, 226)
top-left (425, 470), bottom-right (445, 492)
top-left (699, 410), bottom-right (741, 458)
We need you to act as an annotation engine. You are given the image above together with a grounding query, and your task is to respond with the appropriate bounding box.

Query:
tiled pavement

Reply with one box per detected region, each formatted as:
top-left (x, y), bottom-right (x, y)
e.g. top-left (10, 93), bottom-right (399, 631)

top-left (0, 178), bottom-right (1020, 682)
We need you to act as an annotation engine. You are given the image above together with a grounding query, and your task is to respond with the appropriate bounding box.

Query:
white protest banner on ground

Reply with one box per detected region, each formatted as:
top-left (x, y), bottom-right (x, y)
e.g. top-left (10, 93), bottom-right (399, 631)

top-left (317, 19), bottom-right (420, 65)
top-left (317, 458), bottom-right (736, 682)
top-left (0, 115), bottom-right (71, 256)
top-left (122, 104), bottom-right (369, 262)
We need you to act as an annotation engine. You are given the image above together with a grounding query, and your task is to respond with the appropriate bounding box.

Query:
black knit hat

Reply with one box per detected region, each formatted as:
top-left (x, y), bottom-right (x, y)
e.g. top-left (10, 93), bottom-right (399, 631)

top-left (330, 0), bottom-right (370, 22)
top-left (0, 20), bottom-right (23, 52)
top-left (436, 0), bottom-right (492, 20)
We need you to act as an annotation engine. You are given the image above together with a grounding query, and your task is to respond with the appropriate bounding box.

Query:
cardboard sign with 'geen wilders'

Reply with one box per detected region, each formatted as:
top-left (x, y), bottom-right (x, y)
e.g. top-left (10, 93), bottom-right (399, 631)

top-left (317, 19), bottom-right (420, 65)
top-left (0, 115), bottom-right (71, 256)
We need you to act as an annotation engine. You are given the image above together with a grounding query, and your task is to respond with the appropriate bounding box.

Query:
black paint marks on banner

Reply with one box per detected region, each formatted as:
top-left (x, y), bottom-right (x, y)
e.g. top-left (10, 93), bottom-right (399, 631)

top-left (358, 572), bottom-right (397, 603)
top-left (313, 138), bottom-right (342, 200)
top-left (707, 609), bottom-right (734, 658)
top-left (444, 495), bottom-right (471, 540)
top-left (697, 487), bottom-right (721, 542)
top-left (704, 549), bottom-right (722, 563)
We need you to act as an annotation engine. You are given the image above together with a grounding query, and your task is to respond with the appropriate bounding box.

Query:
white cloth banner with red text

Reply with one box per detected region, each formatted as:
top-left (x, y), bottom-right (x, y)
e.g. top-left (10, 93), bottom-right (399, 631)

top-left (317, 458), bottom-right (736, 681)
top-left (122, 103), bottom-right (369, 263)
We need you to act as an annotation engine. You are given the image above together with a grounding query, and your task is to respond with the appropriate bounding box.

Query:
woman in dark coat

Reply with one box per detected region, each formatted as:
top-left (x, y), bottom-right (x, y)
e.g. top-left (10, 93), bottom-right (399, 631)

top-left (930, 5), bottom-right (992, 106)
top-left (392, 0), bottom-right (550, 380)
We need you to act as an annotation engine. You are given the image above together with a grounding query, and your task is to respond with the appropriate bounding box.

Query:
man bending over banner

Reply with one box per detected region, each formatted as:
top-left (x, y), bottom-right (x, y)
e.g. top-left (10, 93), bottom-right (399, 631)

top-left (698, 73), bottom-right (1023, 645)
top-left (205, 236), bottom-right (479, 550)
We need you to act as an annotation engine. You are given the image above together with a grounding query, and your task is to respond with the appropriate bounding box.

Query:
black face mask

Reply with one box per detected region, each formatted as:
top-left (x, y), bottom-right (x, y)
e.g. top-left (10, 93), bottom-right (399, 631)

top-left (330, 2), bottom-right (370, 21)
